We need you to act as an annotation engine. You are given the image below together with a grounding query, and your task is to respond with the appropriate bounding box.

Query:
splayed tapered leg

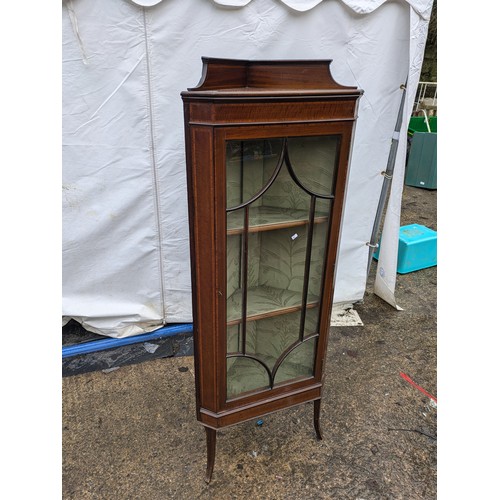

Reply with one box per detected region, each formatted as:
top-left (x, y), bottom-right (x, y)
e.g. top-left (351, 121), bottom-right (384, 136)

top-left (314, 399), bottom-right (323, 440)
top-left (204, 427), bottom-right (217, 483)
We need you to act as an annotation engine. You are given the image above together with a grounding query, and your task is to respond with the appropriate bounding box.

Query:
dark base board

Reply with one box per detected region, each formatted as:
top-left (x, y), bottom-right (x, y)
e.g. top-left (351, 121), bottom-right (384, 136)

top-left (62, 320), bottom-right (193, 377)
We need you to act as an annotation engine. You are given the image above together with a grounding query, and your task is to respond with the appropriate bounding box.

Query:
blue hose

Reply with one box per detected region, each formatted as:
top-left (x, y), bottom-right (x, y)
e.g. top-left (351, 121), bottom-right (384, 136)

top-left (62, 323), bottom-right (193, 359)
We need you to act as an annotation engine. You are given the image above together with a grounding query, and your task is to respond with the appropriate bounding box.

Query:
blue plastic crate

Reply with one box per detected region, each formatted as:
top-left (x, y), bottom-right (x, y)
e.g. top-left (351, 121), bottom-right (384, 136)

top-left (373, 224), bottom-right (437, 274)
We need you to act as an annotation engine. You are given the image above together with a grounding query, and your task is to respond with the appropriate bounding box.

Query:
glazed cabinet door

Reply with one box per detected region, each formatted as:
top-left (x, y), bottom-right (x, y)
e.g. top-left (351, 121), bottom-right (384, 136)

top-left (217, 123), bottom-right (352, 405)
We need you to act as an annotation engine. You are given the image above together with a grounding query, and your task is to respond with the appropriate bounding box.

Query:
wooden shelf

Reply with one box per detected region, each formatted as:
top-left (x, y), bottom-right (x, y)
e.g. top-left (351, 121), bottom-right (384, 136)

top-left (227, 206), bottom-right (328, 236)
top-left (227, 285), bottom-right (319, 326)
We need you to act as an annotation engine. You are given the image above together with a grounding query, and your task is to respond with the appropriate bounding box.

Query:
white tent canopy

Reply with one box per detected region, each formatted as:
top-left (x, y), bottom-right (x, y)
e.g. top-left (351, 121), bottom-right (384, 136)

top-left (62, 0), bottom-right (433, 338)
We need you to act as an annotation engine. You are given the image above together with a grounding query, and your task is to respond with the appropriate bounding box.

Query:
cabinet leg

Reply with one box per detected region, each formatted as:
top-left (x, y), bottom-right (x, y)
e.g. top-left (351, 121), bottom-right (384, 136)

top-left (313, 399), bottom-right (323, 440)
top-left (204, 427), bottom-right (217, 483)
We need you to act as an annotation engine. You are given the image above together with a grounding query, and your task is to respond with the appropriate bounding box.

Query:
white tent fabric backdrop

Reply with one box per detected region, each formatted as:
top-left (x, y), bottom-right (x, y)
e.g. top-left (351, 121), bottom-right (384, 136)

top-left (62, 0), bottom-right (433, 337)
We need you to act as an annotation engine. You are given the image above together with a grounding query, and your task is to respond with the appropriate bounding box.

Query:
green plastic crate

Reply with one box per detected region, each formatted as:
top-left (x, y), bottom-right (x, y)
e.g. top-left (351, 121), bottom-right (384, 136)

top-left (405, 116), bottom-right (437, 189)
top-left (408, 116), bottom-right (437, 135)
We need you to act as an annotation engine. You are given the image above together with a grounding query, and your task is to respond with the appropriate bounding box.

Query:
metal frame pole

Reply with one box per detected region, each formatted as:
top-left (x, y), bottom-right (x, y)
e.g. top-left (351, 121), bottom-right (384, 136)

top-left (366, 82), bottom-right (408, 276)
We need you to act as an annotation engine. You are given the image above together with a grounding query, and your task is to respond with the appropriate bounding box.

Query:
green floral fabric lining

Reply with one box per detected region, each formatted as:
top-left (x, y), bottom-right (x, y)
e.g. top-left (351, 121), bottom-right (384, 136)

top-left (225, 136), bottom-right (339, 398)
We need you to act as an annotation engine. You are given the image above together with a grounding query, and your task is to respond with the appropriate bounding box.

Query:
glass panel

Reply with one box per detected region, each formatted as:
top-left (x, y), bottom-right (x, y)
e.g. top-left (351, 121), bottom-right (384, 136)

top-left (287, 136), bottom-right (340, 197)
top-left (226, 138), bottom-right (283, 209)
top-left (261, 152), bottom-right (311, 211)
top-left (274, 337), bottom-right (317, 385)
top-left (227, 356), bottom-right (270, 399)
top-left (226, 312), bottom-right (318, 399)
top-left (226, 314), bottom-right (258, 355)
top-left (303, 204), bottom-right (332, 332)
top-left (250, 310), bottom-right (318, 367)
top-left (226, 231), bottom-right (261, 326)
top-left (225, 134), bottom-right (339, 399)
top-left (226, 324), bottom-right (240, 354)
top-left (226, 233), bottom-right (242, 301)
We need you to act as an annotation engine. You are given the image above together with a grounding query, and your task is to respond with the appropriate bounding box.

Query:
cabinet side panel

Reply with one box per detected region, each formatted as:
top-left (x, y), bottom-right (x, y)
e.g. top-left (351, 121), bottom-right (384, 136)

top-left (187, 125), bottom-right (218, 414)
top-left (188, 102), bottom-right (214, 123)
top-left (314, 122), bottom-right (355, 379)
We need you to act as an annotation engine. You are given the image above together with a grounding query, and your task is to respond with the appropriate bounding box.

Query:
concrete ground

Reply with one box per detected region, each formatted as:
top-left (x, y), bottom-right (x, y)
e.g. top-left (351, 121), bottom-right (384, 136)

top-left (62, 185), bottom-right (437, 499)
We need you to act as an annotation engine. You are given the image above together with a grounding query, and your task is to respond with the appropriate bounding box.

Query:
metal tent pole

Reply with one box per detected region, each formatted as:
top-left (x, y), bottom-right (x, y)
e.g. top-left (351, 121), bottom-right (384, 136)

top-left (366, 82), bottom-right (408, 276)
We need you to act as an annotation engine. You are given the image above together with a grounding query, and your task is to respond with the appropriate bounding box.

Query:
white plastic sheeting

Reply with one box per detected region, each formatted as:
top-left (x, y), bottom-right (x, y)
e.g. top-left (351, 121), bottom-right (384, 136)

top-left (62, 0), bottom-right (433, 337)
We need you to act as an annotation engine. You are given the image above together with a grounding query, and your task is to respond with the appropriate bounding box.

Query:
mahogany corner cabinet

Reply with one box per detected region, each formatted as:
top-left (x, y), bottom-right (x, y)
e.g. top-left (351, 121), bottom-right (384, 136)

top-left (181, 57), bottom-right (362, 483)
